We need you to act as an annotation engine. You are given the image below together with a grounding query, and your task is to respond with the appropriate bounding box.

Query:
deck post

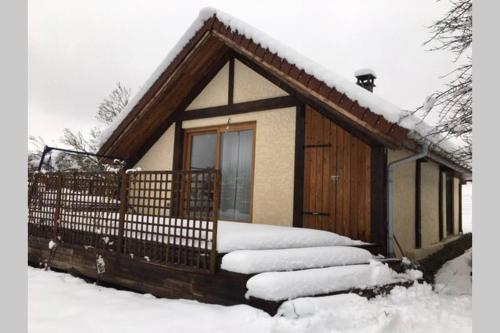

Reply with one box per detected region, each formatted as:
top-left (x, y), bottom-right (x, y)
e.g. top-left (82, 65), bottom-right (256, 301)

top-left (210, 170), bottom-right (221, 273)
top-left (116, 171), bottom-right (128, 254)
top-left (53, 173), bottom-right (63, 239)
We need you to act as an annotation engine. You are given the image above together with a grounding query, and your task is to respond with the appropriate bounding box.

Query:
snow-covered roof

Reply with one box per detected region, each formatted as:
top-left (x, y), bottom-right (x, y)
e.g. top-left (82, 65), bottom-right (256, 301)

top-left (98, 7), bottom-right (468, 170)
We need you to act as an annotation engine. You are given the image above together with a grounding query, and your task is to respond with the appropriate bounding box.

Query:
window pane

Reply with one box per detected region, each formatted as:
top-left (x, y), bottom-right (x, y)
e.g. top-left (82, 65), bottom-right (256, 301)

top-left (220, 129), bottom-right (253, 222)
top-left (190, 133), bottom-right (216, 170)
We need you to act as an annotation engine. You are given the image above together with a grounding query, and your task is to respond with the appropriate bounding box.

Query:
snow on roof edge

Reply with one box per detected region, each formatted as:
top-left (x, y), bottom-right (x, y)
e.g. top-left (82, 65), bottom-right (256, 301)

top-left (98, 7), bottom-right (464, 163)
top-left (98, 9), bottom-right (215, 147)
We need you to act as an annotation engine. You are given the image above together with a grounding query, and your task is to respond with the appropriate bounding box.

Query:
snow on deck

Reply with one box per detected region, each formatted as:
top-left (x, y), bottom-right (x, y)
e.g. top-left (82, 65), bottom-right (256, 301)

top-left (220, 246), bottom-right (373, 274)
top-left (217, 221), bottom-right (364, 253)
top-left (245, 261), bottom-right (422, 301)
top-left (40, 215), bottom-right (363, 253)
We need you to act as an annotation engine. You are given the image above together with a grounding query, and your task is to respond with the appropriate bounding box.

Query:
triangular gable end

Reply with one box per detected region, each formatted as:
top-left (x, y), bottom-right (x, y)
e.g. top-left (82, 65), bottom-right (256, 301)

top-left (185, 58), bottom-right (288, 111)
top-left (233, 59), bottom-right (288, 103)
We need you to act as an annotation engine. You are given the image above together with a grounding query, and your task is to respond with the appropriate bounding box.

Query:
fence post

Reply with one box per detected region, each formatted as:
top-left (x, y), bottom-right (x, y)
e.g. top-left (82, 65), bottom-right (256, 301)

top-left (116, 171), bottom-right (128, 254)
top-left (53, 173), bottom-right (63, 239)
top-left (28, 172), bottom-right (38, 208)
top-left (210, 170), bottom-right (221, 273)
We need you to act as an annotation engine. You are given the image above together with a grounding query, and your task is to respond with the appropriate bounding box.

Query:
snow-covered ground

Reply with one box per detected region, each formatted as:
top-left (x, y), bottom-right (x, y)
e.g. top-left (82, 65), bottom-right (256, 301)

top-left (435, 249), bottom-right (472, 296)
top-left (28, 265), bottom-right (472, 333)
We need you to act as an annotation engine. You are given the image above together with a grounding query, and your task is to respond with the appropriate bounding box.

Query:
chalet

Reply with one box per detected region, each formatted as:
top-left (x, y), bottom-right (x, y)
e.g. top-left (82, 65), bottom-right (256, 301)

top-left (28, 8), bottom-right (471, 313)
top-left (97, 9), bottom-right (470, 259)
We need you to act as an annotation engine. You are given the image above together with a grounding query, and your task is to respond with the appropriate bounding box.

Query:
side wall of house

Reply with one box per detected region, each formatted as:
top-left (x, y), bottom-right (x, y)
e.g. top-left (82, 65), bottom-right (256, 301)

top-left (387, 149), bottom-right (416, 257)
top-left (389, 148), bottom-right (464, 259)
top-left (420, 161), bottom-right (440, 247)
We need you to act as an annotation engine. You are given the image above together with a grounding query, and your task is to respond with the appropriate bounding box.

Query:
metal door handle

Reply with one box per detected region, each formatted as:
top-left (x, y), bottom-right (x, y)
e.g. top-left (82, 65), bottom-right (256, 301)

top-left (331, 175), bottom-right (339, 183)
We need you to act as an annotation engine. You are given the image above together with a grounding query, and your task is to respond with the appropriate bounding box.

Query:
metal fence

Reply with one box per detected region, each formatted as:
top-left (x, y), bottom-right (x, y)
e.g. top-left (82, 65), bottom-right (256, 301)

top-left (28, 169), bottom-right (220, 273)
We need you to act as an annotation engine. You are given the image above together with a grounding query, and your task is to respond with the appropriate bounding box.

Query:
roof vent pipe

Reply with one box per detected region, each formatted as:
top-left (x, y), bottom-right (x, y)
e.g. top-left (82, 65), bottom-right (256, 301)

top-left (386, 142), bottom-right (429, 257)
top-left (355, 69), bottom-right (376, 92)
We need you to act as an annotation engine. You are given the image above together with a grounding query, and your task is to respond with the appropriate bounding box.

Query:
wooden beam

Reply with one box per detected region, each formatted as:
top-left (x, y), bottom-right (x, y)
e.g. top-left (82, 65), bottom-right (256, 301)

top-left (178, 96), bottom-right (298, 121)
top-left (415, 159), bottom-right (422, 249)
top-left (459, 182), bottom-right (463, 233)
top-left (293, 104), bottom-right (305, 228)
top-left (370, 146), bottom-right (388, 255)
top-left (438, 169), bottom-right (444, 241)
top-left (228, 57), bottom-right (234, 105)
top-left (172, 121), bottom-right (184, 171)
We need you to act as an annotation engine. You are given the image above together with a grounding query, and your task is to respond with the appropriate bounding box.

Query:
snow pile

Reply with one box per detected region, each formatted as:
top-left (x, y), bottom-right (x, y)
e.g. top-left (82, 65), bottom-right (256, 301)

top-left (221, 246), bottom-right (373, 274)
top-left (275, 283), bottom-right (472, 333)
top-left (435, 249), bottom-right (472, 295)
top-left (217, 221), bottom-right (364, 253)
top-left (99, 7), bottom-right (457, 154)
top-left (28, 267), bottom-right (272, 333)
top-left (29, 267), bottom-right (471, 333)
top-left (48, 217), bottom-right (362, 251)
top-left (245, 260), bottom-right (422, 301)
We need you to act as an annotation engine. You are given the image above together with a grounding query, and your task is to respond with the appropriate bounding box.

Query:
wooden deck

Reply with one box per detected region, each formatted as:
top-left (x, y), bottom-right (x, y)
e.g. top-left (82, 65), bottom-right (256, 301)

top-left (28, 170), bottom-right (407, 315)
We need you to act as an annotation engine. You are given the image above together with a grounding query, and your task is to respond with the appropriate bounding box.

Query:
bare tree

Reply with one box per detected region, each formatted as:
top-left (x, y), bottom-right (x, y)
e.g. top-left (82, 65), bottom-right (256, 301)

top-left (31, 83), bottom-right (131, 171)
top-left (414, 0), bottom-right (472, 164)
top-left (96, 82), bottom-right (131, 125)
top-left (28, 136), bottom-right (47, 172)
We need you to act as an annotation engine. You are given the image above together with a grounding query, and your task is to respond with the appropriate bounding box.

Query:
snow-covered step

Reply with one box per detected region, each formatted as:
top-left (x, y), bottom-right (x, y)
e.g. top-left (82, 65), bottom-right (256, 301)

top-left (245, 260), bottom-right (422, 302)
top-left (221, 246), bottom-right (373, 274)
top-left (217, 221), bottom-right (365, 253)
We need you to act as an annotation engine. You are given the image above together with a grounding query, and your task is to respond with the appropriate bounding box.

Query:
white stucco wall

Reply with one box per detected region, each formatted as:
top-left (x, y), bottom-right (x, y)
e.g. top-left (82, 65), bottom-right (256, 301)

top-left (387, 149), bottom-right (416, 257)
top-left (186, 62), bottom-right (229, 110)
top-left (420, 161), bottom-right (440, 247)
top-left (183, 107), bottom-right (296, 226)
top-left (233, 59), bottom-right (288, 103)
top-left (134, 124), bottom-right (175, 170)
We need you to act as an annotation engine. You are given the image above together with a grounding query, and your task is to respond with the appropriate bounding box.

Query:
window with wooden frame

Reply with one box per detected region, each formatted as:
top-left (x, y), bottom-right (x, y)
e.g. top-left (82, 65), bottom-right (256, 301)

top-left (183, 122), bottom-right (256, 222)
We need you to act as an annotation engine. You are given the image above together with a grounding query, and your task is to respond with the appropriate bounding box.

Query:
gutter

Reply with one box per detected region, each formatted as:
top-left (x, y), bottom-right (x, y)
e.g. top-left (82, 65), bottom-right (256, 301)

top-left (386, 142), bottom-right (429, 257)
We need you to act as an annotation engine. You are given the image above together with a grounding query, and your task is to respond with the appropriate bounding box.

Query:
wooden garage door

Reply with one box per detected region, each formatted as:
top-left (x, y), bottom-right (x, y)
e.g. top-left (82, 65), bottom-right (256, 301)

top-left (303, 106), bottom-right (372, 241)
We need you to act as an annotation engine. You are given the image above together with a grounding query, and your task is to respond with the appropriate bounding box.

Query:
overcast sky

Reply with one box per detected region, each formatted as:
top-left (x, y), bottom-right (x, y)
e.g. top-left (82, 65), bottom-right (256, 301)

top-left (28, 0), bottom-right (455, 147)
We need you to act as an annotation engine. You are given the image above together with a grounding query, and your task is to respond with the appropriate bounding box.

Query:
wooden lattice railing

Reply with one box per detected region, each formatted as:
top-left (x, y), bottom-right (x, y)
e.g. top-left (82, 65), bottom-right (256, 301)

top-left (28, 169), bottom-right (220, 273)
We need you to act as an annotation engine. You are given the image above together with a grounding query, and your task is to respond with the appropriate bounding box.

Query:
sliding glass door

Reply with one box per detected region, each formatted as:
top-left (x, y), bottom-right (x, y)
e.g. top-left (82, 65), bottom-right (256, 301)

top-left (185, 123), bottom-right (255, 222)
top-left (220, 130), bottom-right (253, 221)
